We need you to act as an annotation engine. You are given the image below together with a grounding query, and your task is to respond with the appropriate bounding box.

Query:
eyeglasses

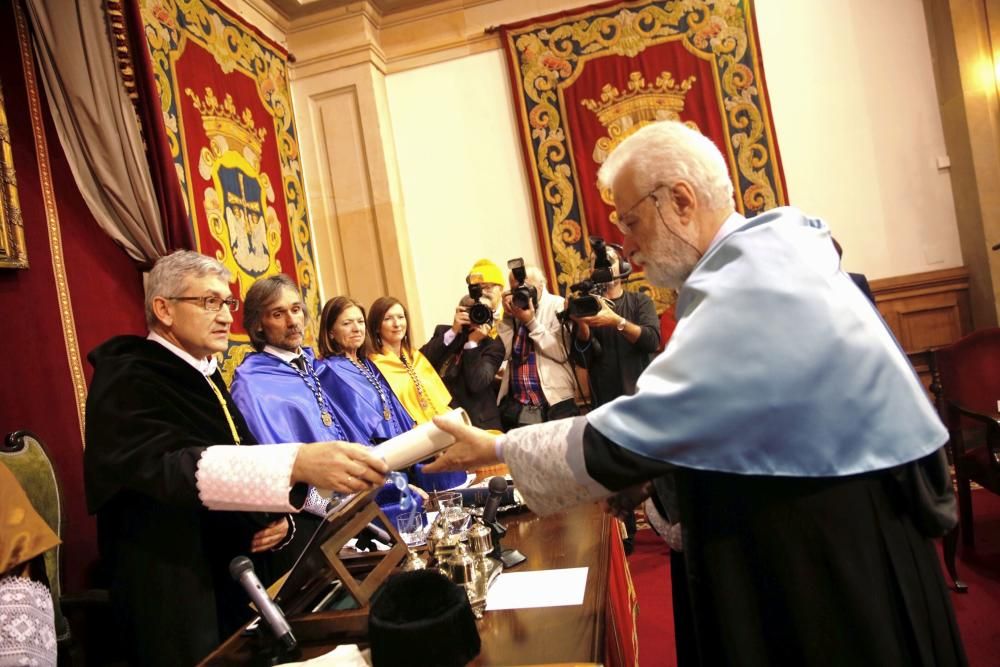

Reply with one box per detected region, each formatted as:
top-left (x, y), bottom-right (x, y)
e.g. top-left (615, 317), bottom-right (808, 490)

top-left (167, 295), bottom-right (240, 312)
top-left (613, 184), bottom-right (668, 235)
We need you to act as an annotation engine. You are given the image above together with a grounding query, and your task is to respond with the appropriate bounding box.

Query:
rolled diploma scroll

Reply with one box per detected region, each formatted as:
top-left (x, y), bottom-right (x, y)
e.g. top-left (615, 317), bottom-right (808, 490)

top-left (371, 407), bottom-right (471, 470)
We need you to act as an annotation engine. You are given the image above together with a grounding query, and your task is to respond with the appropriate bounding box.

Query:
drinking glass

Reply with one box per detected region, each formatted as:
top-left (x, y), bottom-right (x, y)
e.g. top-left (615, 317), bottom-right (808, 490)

top-left (436, 491), bottom-right (468, 534)
top-left (395, 511), bottom-right (426, 547)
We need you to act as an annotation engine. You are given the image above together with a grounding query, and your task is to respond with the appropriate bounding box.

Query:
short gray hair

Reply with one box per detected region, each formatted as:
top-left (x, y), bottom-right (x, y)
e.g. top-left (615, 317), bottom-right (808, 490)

top-left (524, 266), bottom-right (547, 292)
top-left (145, 250), bottom-right (231, 328)
top-left (508, 266), bottom-right (547, 293)
top-left (597, 121), bottom-right (734, 211)
top-left (243, 274), bottom-right (304, 352)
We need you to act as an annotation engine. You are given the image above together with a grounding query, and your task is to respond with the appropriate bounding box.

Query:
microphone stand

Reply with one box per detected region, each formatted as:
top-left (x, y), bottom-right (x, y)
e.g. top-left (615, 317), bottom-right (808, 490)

top-left (248, 629), bottom-right (302, 667)
top-left (481, 477), bottom-right (527, 568)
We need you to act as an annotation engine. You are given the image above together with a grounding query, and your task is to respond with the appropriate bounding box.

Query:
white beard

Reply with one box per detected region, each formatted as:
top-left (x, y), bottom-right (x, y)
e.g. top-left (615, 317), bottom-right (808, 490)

top-left (635, 231), bottom-right (699, 290)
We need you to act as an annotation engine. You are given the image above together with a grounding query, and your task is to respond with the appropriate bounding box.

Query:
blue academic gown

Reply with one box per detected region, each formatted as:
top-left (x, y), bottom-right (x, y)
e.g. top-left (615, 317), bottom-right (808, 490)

top-left (232, 349), bottom-right (423, 563)
top-left (317, 355), bottom-right (414, 444)
top-left (588, 207), bottom-right (946, 477)
top-left (231, 347), bottom-right (365, 445)
top-left (319, 356), bottom-right (466, 491)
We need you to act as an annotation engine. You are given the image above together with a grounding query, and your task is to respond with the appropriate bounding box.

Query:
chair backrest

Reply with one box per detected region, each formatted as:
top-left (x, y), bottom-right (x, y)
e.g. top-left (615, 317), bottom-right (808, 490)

top-left (1, 430), bottom-right (69, 642)
top-left (935, 327), bottom-right (1000, 424)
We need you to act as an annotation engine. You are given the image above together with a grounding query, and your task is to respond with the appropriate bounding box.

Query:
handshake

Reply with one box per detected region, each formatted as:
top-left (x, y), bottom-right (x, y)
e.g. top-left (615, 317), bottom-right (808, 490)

top-left (291, 408), bottom-right (484, 494)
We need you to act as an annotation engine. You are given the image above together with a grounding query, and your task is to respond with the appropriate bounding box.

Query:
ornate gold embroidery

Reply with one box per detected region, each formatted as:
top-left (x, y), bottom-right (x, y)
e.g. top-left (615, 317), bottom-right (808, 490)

top-left (504, 1), bottom-right (785, 314)
top-left (140, 0), bottom-right (321, 373)
top-left (219, 343), bottom-right (253, 386)
top-left (0, 75), bottom-right (27, 270)
top-left (185, 87), bottom-right (283, 298)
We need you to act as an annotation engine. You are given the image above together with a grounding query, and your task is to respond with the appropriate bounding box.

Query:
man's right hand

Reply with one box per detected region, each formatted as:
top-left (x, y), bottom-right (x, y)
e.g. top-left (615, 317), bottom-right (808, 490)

top-left (422, 416), bottom-right (500, 472)
top-left (600, 482), bottom-right (653, 522)
top-left (292, 442), bottom-right (388, 494)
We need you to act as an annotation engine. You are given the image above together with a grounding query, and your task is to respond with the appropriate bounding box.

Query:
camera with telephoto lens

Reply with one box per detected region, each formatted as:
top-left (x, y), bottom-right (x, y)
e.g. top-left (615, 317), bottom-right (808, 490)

top-left (465, 275), bottom-right (494, 326)
top-left (507, 258), bottom-right (538, 311)
top-left (564, 236), bottom-right (631, 318)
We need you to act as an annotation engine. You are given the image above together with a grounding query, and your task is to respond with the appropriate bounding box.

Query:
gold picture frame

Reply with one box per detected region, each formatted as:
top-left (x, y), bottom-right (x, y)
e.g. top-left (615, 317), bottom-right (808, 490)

top-left (0, 77), bottom-right (27, 269)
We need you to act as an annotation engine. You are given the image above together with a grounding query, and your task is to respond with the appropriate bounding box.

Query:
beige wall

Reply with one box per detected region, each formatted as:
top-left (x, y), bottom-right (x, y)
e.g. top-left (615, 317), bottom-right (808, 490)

top-left (239, 0), bottom-right (965, 341)
top-left (754, 0), bottom-right (962, 279)
top-left (384, 0), bottom-right (963, 341)
top-left (386, 50), bottom-right (543, 340)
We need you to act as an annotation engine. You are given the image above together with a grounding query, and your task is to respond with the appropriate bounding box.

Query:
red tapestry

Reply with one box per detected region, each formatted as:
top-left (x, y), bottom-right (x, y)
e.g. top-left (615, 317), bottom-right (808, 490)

top-left (500, 0), bottom-right (787, 338)
top-left (140, 0), bottom-right (319, 380)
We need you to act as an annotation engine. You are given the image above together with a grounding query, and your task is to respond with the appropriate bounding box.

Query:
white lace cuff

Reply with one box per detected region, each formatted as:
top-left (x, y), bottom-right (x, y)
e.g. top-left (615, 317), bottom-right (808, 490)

top-left (503, 416), bottom-right (611, 516)
top-left (304, 486), bottom-right (331, 517)
top-left (196, 443), bottom-right (302, 512)
top-left (0, 576), bottom-right (57, 667)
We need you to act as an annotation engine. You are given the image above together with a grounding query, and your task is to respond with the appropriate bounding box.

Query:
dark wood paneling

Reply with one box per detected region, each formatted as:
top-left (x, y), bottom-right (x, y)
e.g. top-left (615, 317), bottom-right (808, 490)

top-left (871, 266), bottom-right (972, 392)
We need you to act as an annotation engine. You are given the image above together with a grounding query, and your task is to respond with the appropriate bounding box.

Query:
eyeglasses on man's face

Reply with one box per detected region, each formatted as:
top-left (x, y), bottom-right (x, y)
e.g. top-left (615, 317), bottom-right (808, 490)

top-left (167, 295), bottom-right (240, 312)
top-left (613, 184), bottom-right (669, 235)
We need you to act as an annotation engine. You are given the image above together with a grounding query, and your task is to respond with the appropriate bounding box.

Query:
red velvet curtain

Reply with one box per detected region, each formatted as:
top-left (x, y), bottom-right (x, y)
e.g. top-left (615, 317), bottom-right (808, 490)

top-left (0, 0), bottom-right (146, 592)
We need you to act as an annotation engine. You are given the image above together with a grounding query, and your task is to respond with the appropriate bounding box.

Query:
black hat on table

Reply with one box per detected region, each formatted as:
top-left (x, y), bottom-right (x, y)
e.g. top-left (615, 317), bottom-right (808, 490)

top-left (368, 569), bottom-right (481, 667)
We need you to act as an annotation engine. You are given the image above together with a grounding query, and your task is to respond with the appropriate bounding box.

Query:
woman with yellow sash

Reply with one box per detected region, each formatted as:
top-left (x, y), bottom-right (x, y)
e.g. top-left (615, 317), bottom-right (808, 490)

top-left (367, 296), bottom-right (466, 490)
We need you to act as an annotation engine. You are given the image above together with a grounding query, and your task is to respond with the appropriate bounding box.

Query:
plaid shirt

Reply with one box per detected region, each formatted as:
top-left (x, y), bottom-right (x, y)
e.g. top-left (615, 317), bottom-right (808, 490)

top-left (510, 324), bottom-right (543, 406)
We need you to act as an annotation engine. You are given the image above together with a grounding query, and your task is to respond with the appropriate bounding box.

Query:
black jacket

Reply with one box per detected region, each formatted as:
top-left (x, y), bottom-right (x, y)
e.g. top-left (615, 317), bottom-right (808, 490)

top-left (421, 325), bottom-right (505, 430)
top-left (571, 290), bottom-right (661, 407)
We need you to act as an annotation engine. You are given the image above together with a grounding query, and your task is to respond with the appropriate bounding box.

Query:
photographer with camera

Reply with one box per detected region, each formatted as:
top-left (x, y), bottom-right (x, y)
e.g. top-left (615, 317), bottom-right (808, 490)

top-left (497, 261), bottom-right (578, 431)
top-left (570, 243), bottom-right (661, 406)
top-left (421, 261), bottom-right (506, 430)
top-left (569, 242), bottom-right (661, 555)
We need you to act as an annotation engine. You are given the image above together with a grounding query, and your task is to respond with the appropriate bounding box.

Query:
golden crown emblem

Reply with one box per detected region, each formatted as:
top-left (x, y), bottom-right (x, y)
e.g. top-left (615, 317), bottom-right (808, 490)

top-left (582, 71), bottom-right (695, 127)
top-left (184, 87), bottom-right (267, 159)
top-left (582, 71), bottom-right (697, 167)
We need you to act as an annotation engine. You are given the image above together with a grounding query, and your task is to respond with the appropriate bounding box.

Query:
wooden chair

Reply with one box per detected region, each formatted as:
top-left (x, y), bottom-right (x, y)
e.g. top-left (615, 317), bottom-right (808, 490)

top-left (1, 430), bottom-right (72, 648)
top-left (934, 328), bottom-right (1000, 554)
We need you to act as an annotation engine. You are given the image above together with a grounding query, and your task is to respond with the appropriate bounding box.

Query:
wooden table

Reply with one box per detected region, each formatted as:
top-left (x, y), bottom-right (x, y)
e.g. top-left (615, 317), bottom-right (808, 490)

top-left (202, 504), bottom-right (615, 666)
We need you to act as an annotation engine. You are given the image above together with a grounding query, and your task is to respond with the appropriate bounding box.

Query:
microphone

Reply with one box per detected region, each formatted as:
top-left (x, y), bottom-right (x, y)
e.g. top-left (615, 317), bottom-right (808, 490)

top-left (452, 485), bottom-right (517, 509)
top-left (481, 476), bottom-right (509, 528)
top-left (479, 477), bottom-right (526, 569)
top-left (229, 556), bottom-right (297, 652)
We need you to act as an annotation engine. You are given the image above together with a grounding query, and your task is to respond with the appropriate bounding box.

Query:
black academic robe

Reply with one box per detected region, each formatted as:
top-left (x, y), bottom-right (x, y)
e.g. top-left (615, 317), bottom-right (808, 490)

top-left (582, 426), bottom-right (967, 667)
top-left (84, 336), bottom-right (285, 666)
top-left (420, 325), bottom-right (505, 430)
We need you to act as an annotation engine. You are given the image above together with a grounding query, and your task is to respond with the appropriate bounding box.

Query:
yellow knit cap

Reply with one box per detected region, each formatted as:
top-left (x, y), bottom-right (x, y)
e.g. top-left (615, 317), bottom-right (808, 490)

top-left (467, 259), bottom-right (505, 287)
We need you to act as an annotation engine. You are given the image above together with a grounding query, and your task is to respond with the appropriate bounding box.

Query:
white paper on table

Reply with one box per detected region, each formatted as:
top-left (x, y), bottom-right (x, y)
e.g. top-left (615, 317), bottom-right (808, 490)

top-left (283, 644), bottom-right (371, 666)
top-left (485, 567), bottom-right (589, 611)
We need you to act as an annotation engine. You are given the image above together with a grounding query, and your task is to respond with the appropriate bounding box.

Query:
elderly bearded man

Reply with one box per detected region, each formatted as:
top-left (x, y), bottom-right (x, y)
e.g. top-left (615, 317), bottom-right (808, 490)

top-left (426, 122), bottom-right (966, 666)
top-left (85, 251), bottom-right (386, 666)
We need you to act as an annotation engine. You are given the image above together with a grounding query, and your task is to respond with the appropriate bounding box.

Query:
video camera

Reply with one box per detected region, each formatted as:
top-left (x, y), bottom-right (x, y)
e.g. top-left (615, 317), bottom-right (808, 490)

top-left (563, 236), bottom-right (631, 318)
top-left (507, 258), bottom-right (538, 311)
top-left (466, 274), bottom-right (494, 326)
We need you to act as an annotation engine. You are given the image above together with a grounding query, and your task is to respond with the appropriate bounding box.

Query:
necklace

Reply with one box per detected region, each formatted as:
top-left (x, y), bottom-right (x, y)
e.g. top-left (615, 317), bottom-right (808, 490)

top-left (348, 356), bottom-right (393, 421)
top-left (398, 350), bottom-right (433, 414)
top-left (290, 355), bottom-right (346, 437)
